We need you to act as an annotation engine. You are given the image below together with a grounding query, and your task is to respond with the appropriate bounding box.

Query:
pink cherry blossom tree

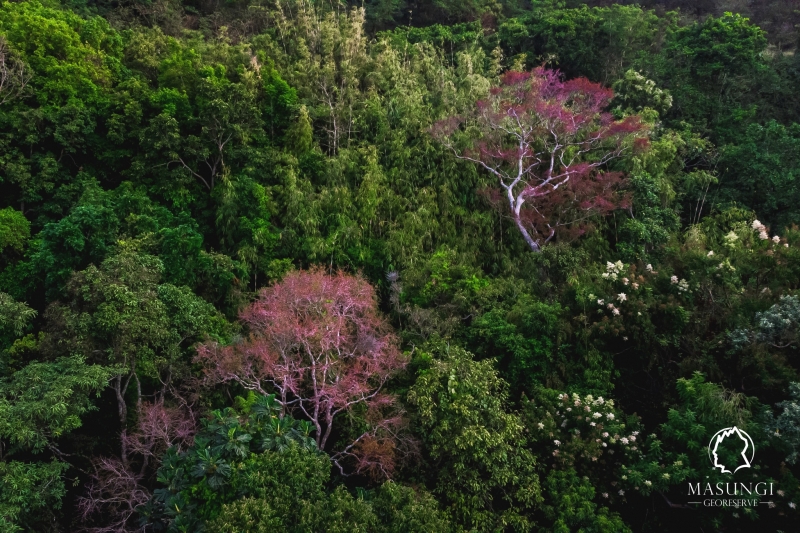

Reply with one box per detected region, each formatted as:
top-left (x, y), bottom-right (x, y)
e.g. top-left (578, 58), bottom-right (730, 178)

top-left (196, 268), bottom-right (410, 478)
top-left (433, 67), bottom-right (648, 252)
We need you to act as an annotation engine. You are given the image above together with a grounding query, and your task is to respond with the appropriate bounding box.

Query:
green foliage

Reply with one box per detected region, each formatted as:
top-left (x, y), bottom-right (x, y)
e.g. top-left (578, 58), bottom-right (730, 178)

top-left (718, 121), bottom-right (800, 231)
top-left (772, 383), bottom-right (800, 465)
top-left (0, 460), bottom-right (68, 533)
top-left (524, 388), bottom-right (690, 527)
top-left (653, 12), bottom-right (769, 139)
top-left (205, 455), bottom-right (453, 533)
top-left (2, 1), bottom-right (800, 531)
top-left (611, 69), bottom-right (673, 117)
top-left (0, 293), bottom-right (35, 339)
top-left (407, 345), bottom-right (541, 531)
top-left (148, 396), bottom-right (317, 531)
top-left (0, 356), bottom-right (114, 453)
top-left (149, 393), bottom-right (451, 532)
top-left (39, 248), bottom-right (228, 435)
top-left (0, 209), bottom-right (29, 256)
top-left (468, 297), bottom-right (563, 395)
top-left (539, 470), bottom-right (630, 533)
top-left (498, 5), bottom-right (671, 81)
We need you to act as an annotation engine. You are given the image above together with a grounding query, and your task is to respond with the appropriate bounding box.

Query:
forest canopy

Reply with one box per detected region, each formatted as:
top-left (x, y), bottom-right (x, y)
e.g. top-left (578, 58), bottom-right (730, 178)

top-left (1, 0), bottom-right (800, 531)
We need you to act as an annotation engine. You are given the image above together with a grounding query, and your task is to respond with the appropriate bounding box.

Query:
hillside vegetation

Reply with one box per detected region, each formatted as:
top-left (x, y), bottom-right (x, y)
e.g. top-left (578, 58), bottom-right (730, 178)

top-left (1, 0), bottom-right (800, 531)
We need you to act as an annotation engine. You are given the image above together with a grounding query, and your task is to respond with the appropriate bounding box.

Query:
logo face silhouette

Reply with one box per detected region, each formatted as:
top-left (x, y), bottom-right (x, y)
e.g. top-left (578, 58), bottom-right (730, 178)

top-left (707, 427), bottom-right (755, 474)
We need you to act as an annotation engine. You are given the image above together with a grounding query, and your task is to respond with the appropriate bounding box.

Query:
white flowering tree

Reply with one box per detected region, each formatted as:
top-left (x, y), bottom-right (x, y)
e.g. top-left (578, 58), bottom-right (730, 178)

top-left (523, 388), bottom-right (691, 508)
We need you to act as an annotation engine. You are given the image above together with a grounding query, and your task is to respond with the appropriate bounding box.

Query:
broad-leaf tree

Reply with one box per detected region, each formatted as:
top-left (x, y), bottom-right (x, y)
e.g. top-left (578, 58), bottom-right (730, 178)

top-left (433, 67), bottom-right (646, 252)
top-left (197, 268), bottom-right (409, 478)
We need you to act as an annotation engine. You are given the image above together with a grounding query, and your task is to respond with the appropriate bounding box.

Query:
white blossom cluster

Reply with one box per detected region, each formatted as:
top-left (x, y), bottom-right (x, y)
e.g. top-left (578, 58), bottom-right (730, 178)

top-left (601, 260), bottom-right (625, 281)
top-left (670, 275), bottom-right (689, 292)
top-left (752, 219), bottom-right (784, 244)
top-left (537, 393), bottom-right (636, 465)
top-left (752, 220), bottom-right (769, 241)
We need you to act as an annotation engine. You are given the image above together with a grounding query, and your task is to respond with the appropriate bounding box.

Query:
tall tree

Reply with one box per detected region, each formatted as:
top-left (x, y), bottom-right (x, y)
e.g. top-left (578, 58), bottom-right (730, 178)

top-left (197, 268), bottom-right (409, 478)
top-left (433, 67), bottom-right (646, 252)
top-left (42, 251), bottom-right (224, 459)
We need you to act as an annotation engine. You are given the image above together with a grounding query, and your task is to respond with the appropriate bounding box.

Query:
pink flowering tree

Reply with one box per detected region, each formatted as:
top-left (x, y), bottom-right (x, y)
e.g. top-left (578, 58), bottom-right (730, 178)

top-left (433, 67), bottom-right (648, 252)
top-left (196, 268), bottom-right (410, 478)
top-left (78, 402), bottom-right (196, 533)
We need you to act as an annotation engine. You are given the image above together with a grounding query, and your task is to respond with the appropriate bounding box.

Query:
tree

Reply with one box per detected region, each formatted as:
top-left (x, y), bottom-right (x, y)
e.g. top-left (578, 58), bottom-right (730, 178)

top-left (196, 268), bottom-right (409, 478)
top-left (0, 460), bottom-right (68, 533)
top-left (0, 356), bottom-right (114, 456)
top-left (0, 293), bottom-right (35, 339)
top-left (433, 67), bottom-right (646, 252)
top-left (78, 401), bottom-right (197, 533)
top-left (407, 345), bottom-right (541, 531)
top-left (0, 357), bottom-right (114, 531)
top-left (143, 393), bottom-right (451, 533)
top-left (0, 208), bottom-right (29, 257)
top-left (0, 36), bottom-right (30, 105)
top-left (42, 250), bottom-right (225, 461)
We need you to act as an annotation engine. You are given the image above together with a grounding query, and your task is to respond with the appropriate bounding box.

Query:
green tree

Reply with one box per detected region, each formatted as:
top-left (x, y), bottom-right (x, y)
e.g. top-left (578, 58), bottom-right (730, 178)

top-left (718, 121), bottom-right (800, 231)
top-left (42, 250), bottom-right (226, 449)
top-left (407, 345), bottom-right (541, 531)
top-left (0, 357), bottom-right (114, 531)
top-left (0, 460), bottom-right (68, 533)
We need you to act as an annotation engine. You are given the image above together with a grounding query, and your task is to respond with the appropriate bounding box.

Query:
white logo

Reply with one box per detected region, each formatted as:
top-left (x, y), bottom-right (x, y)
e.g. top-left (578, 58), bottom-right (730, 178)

top-left (707, 427), bottom-right (755, 474)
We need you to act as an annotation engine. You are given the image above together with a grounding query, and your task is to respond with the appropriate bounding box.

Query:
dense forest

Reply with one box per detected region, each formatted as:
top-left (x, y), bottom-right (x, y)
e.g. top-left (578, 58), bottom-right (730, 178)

top-left (1, 0), bottom-right (800, 531)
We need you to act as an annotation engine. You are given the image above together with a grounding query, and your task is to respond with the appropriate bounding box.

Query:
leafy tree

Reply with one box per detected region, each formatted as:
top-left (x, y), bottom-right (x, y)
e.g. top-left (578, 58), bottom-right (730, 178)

top-left (0, 1), bottom-right (123, 217)
top-left (0, 357), bottom-right (114, 531)
top-left (0, 208), bottom-right (29, 256)
top-left (407, 345), bottom-right (541, 531)
top-left (539, 470), bottom-right (629, 533)
top-left (144, 395), bottom-right (316, 531)
top-left (611, 69), bottom-right (673, 118)
top-left (730, 295), bottom-right (800, 351)
top-left (433, 67), bottom-right (646, 252)
top-left (42, 250), bottom-right (226, 456)
top-left (0, 356), bottom-right (114, 455)
top-left (468, 296), bottom-right (563, 395)
top-left (146, 392), bottom-right (450, 532)
top-left (0, 293), bottom-right (35, 340)
top-left (202, 448), bottom-right (452, 533)
top-left (524, 388), bottom-right (690, 529)
top-left (652, 12), bottom-right (768, 139)
top-left (0, 460), bottom-right (68, 533)
top-left (771, 383), bottom-right (800, 465)
top-left (655, 373), bottom-right (777, 515)
top-left (197, 268), bottom-right (409, 478)
top-left (717, 121), bottom-right (800, 231)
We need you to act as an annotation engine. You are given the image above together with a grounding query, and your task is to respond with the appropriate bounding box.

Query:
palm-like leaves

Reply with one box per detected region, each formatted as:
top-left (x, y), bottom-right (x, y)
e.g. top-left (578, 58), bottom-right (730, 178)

top-left (251, 394), bottom-right (282, 424)
top-left (148, 393), bottom-right (318, 532)
top-left (191, 448), bottom-right (231, 490)
top-left (259, 417), bottom-right (317, 452)
top-left (259, 417), bottom-right (295, 452)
